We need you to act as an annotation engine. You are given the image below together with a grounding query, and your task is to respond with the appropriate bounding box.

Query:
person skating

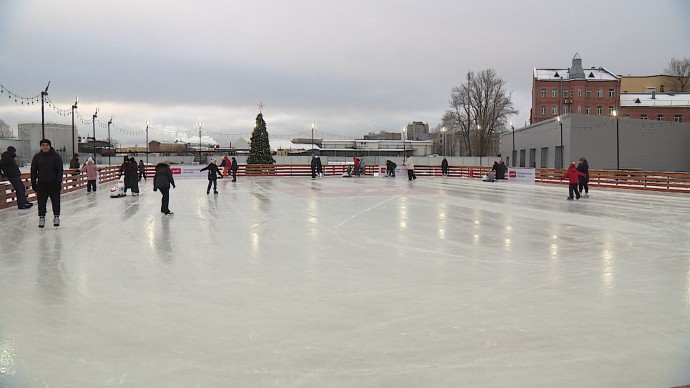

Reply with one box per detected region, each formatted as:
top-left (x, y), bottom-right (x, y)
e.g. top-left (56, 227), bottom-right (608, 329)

top-left (138, 160), bottom-right (147, 181)
top-left (230, 157), bottom-right (238, 182)
top-left (200, 159), bottom-right (223, 194)
top-left (153, 161), bottom-right (175, 215)
top-left (0, 146), bottom-right (33, 209)
top-left (577, 157), bottom-right (590, 197)
top-left (69, 153), bottom-right (80, 170)
top-left (561, 162), bottom-right (585, 200)
top-left (221, 155), bottom-right (232, 177)
top-left (129, 157), bottom-right (140, 195)
top-left (441, 158), bottom-right (449, 176)
top-left (310, 155), bottom-right (322, 179)
top-left (30, 139), bottom-right (64, 227)
top-left (404, 156), bottom-right (416, 181)
top-left (80, 157), bottom-right (98, 193)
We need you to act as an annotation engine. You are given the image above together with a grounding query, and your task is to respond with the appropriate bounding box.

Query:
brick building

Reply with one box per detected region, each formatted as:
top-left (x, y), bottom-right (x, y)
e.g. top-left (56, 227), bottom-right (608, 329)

top-left (618, 75), bottom-right (690, 122)
top-left (531, 53), bottom-right (620, 124)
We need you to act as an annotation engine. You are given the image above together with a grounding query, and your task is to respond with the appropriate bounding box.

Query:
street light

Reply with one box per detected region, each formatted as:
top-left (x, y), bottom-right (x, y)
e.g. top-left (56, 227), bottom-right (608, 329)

top-left (107, 116), bottom-right (112, 166)
top-left (145, 121), bottom-right (150, 164)
top-left (198, 121), bottom-right (202, 164)
top-left (402, 127), bottom-right (407, 157)
top-left (41, 82), bottom-right (49, 139)
top-left (613, 110), bottom-right (619, 170)
top-left (92, 108), bottom-right (98, 160)
top-left (311, 123), bottom-right (315, 153)
top-left (441, 126), bottom-right (446, 157)
top-left (71, 97), bottom-right (78, 157)
top-left (557, 115), bottom-right (563, 169)
top-left (508, 121), bottom-right (516, 167)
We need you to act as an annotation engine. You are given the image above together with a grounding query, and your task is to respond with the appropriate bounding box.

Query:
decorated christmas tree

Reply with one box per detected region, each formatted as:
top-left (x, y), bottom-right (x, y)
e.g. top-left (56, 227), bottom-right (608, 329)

top-left (247, 112), bottom-right (275, 164)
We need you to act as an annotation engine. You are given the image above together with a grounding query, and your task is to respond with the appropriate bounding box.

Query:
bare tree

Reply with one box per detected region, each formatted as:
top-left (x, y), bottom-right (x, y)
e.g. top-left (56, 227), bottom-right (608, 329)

top-left (665, 57), bottom-right (690, 92)
top-left (0, 118), bottom-right (13, 138)
top-left (442, 69), bottom-right (517, 156)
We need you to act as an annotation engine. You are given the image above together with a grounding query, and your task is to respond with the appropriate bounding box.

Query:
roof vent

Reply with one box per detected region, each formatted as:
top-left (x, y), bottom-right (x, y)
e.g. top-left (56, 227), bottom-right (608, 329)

top-left (588, 72), bottom-right (595, 78)
top-left (554, 71), bottom-right (560, 78)
top-left (634, 98), bottom-right (641, 104)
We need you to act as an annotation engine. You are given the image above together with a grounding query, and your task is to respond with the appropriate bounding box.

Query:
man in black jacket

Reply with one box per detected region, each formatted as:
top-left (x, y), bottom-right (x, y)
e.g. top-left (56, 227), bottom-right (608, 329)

top-left (30, 139), bottom-right (64, 228)
top-left (0, 146), bottom-right (33, 209)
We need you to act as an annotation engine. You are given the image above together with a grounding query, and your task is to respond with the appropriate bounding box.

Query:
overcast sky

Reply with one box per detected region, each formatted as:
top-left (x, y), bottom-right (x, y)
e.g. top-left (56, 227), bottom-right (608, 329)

top-left (1, 0), bottom-right (689, 146)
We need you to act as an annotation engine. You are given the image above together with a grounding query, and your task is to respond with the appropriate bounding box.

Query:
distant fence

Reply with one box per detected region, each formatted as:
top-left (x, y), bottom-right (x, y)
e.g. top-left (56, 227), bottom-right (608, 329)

top-left (3, 164), bottom-right (689, 209)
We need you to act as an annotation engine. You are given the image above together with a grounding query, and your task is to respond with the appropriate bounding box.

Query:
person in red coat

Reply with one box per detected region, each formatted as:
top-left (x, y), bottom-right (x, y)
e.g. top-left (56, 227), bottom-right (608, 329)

top-left (561, 162), bottom-right (586, 200)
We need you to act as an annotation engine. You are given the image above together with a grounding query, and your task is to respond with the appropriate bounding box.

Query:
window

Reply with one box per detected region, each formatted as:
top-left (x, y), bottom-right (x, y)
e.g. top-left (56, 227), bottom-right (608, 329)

top-left (675, 114), bottom-right (683, 123)
top-left (552, 89), bottom-right (558, 97)
top-left (541, 106), bottom-right (547, 115)
top-left (597, 106), bottom-right (603, 115)
top-left (608, 106), bottom-right (615, 115)
top-left (552, 105), bottom-right (558, 115)
top-left (541, 89), bottom-right (546, 98)
top-left (563, 90), bottom-right (569, 97)
top-left (520, 149), bottom-right (526, 167)
top-left (577, 105), bottom-right (582, 114)
top-left (563, 106), bottom-right (568, 114)
top-left (640, 114), bottom-right (648, 120)
top-left (540, 147), bottom-right (548, 168)
top-left (609, 89), bottom-right (615, 98)
top-left (657, 114), bottom-right (664, 121)
top-left (586, 106), bottom-right (591, 115)
top-left (578, 89), bottom-right (582, 97)
top-left (586, 90), bottom-right (591, 98)
top-left (597, 89), bottom-right (603, 98)
top-left (529, 148), bottom-right (536, 168)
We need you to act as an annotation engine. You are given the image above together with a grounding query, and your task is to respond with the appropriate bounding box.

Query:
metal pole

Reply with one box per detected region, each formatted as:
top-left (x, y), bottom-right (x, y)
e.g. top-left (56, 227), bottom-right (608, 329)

top-left (107, 117), bottom-right (112, 166)
top-left (511, 122), bottom-right (515, 167)
top-left (40, 82), bottom-right (49, 139)
top-left (560, 121), bottom-right (563, 169)
top-left (146, 121), bottom-right (150, 164)
top-left (92, 108), bottom-right (98, 160)
top-left (198, 121), bottom-right (202, 164)
top-left (71, 97), bottom-right (78, 157)
top-left (616, 116), bottom-right (620, 170)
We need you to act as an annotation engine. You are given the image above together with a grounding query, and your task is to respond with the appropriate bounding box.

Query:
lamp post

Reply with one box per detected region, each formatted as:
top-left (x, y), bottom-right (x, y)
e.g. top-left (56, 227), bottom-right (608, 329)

top-left (510, 120), bottom-right (515, 167)
top-left (476, 124), bottom-right (481, 165)
top-left (71, 97), bottom-right (78, 157)
top-left (40, 82), bottom-right (50, 139)
top-left (92, 108), bottom-right (98, 160)
top-left (145, 121), bottom-right (150, 164)
top-left (402, 127), bottom-right (407, 157)
top-left (107, 116), bottom-right (112, 166)
top-left (613, 110), bottom-right (619, 170)
top-left (557, 115), bottom-right (563, 169)
top-left (441, 126), bottom-right (446, 157)
top-left (198, 121), bottom-right (202, 164)
top-left (311, 123), bottom-right (315, 153)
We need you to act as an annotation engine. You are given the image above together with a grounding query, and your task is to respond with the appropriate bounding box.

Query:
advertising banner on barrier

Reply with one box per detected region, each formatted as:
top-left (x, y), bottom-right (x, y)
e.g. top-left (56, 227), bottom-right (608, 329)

top-left (508, 167), bottom-right (536, 183)
top-left (170, 165), bottom-right (206, 178)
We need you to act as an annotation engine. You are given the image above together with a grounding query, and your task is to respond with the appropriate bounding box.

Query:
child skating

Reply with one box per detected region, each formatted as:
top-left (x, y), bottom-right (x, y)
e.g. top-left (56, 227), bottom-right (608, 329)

top-left (561, 162), bottom-right (585, 200)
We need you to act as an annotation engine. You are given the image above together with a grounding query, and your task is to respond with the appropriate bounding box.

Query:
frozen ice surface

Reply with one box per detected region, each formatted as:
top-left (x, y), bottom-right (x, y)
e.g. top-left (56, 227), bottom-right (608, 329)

top-left (0, 176), bottom-right (689, 387)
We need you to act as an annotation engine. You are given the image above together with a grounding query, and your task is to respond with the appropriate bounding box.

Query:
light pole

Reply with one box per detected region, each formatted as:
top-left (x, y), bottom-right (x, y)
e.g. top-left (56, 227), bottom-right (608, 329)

top-left (402, 127), bottom-right (407, 157)
top-left (510, 120), bottom-right (515, 167)
top-left (71, 97), bottom-right (78, 157)
top-left (92, 108), bottom-right (98, 160)
top-left (40, 82), bottom-right (50, 139)
top-left (476, 124), bottom-right (481, 165)
top-left (441, 126), bottom-right (446, 157)
top-left (613, 110), bottom-right (619, 170)
top-left (311, 123), bottom-right (315, 153)
top-left (107, 116), bottom-right (112, 166)
top-left (145, 121), bottom-right (150, 164)
top-left (198, 121), bottom-right (202, 164)
top-left (557, 115), bottom-right (563, 169)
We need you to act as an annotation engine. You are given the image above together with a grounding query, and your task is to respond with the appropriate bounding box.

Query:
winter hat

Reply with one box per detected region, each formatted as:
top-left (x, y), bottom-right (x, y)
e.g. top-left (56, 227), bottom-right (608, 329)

top-left (211, 159), bottom-right (217, 164)
top-left (7, 146), bottom-right (16, 153)
top-left (87, 157), bottom-right (94, 164)
top-left (569, 162), bottom-right (576, 168)
top-left (39, 139), bottom-right (51, 146)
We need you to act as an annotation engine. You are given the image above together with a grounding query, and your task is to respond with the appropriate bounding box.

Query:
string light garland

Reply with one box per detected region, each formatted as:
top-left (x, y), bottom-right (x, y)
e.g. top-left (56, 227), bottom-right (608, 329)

top-left (0, 83), bottom-right (41, 106)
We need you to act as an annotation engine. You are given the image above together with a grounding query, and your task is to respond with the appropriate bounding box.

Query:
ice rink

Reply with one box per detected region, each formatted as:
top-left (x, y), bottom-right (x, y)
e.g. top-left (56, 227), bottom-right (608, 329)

top-left (0, 175), bottom-right (689, 387)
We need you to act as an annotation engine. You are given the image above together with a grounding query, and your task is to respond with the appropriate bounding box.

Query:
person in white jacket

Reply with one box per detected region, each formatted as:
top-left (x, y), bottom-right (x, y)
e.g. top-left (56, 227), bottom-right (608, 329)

top-left (403, 157), bottom-right (416, 181)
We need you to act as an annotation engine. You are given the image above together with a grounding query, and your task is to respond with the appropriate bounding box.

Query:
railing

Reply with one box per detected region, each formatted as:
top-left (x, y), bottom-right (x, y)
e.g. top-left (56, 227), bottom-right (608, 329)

top-left (4, 164), bottom-right (689, 209)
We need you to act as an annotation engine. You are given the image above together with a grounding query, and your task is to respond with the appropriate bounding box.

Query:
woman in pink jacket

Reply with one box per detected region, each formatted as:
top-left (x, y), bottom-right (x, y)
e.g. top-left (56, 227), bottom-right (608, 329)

top-left (561, 162), bottom-right (585, 200)
top-left (80, 157), bottom-right (99, 193)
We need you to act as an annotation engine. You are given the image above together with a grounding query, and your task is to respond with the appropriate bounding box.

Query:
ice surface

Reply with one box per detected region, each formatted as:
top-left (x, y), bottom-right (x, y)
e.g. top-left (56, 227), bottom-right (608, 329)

top-left (0, 176), bottom-right (689, 387)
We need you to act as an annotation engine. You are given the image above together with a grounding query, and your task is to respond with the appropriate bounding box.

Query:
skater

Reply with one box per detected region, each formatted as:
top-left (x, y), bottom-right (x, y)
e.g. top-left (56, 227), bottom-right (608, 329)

top-left (496, 160), bottom-right (507, 180)
top-left (386, 160), bottom-right (397, 177)
top-left (353, 157), bottom-right (361, 176)
top-left (0, 146), bottom-right (33, 209)
top-left (310, 155), bottom-right (322, 179)
top-left (80, 157), bottom-right (98, 193)
top-left (129, 157), bottom-right (140, 195)
top-left (230, 157), bottom-right (238, 182)
top-left (577, 157), bottom-right (590, 197)
top-left (221, 155), bottom-right (232, 177)
top-left (561, 162), bottom-right (585, 200)
top-left (359, 158), bottom-right (365, 176)
top-left (69, 153), bottom-right (80, 170)
top-left (30, 139), bottom-right (64, 227)
top-left (138, 160), bottom-right (147, 181)
top-left (441, 158), bottom-right (449, 176)
top-left (404, 156), bottom-right (416, 181)
top-left (153, 161), bottom-right (175, 214)
top-left (200, 159), bottom-right (222, 194)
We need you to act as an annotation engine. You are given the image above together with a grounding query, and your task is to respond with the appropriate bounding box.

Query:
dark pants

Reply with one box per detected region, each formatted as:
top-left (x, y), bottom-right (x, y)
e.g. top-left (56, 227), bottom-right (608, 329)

top-left (87, 180), bottom-right (97, 192)
top-left (36, 182), bottom-right (61, 216)
top-left (568, 183), bottom-right (580, 199)
top-left (578, 181), bottom-right (588, 194)
top-left (159, 187), bottom-right (170, 213)
top-left (207, 178), bottom-right (218, 193)
top-left (138, 170), bottom-right (146, 181)
top-left (441, 166), bottom-right (449, 175)
top-left (407, 170), bottom-right (416, 181)
top-left (311, 167), bottom-right (317, 179)
top-left (9, 175), bottom-right (29, 208)
top-left (231, 170), bottom-right (237, 182)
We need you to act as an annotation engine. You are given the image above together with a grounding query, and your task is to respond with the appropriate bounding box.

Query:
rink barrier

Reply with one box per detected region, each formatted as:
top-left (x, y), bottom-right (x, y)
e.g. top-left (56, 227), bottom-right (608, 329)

top-left (3, 164), bottom-right (690, 208)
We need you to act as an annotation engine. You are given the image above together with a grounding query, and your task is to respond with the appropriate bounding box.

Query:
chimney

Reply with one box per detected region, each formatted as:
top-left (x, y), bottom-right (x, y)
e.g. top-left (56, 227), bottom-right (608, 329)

top-left (570, 53), bottom-right (585, 80)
